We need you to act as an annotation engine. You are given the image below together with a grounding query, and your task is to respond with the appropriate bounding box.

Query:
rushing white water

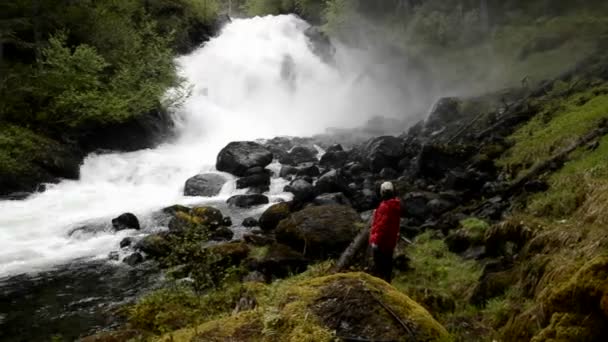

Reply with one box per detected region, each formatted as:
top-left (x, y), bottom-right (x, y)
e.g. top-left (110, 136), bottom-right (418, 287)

top-left (0, 15), bottom-right (407, 277)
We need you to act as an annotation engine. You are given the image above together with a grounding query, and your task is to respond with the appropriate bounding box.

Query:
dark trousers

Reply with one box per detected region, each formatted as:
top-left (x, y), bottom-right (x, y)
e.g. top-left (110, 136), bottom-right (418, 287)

top-left (371, 246), bottom-right (393, 283)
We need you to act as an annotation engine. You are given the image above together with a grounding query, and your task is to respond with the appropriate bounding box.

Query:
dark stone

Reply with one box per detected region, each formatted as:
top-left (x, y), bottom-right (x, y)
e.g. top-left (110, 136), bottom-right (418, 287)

top-left (362, 136), bottom-right (405, 172)
top-left (314, 192), bottom-right (352, 206)
top-left (296, 163), bottom-right (320, 177)
top-left (279, 146), bottom-right (317, 165)
top-left (3, 192), bottom-right (30, 200)
top-left (242, 217), bottom-right (259, 227)
top-left (379, 167), bottom-right (398, 179)
top-left (108, 251), bottom-right (120, 261)
top-left (243, 233), bottom-right (275, 246)
top-left (111, 213), bottom-right (140, 231)
top-left (401, 192), bottom-right (436, 220)
top-left (279, 165), bottom-right (298, 178)
top-left (259, 202), bottom-right (291, 231)
top-left (216, 141), bottom-right (273, 176)
top-left (210, 227), bottom-right (234, 241)
top-left (326, 144), bottom-right (344, 153)
top-left (349, 189), bottom-right (379, 212)
top-left (184, 173), bottom-right (226, 197)
top-left (227, 194), bottom-right (269, 208)
top-left (205, 242), bottom-right (250, 267)
top-left (427, 198), bottom-right (455, 216)
top-left (275, 205), bottom-right (362, 259)
top-left (123, 252), bottom-right (144, 266)
top-left (246, 243), bottom-right (309, 281)
top-left (162, 205), bottom-right (191, 216)
top-left (222, 217), bottom-right (233, 227)
top-left (135, 234), bottom-right (172, 258)
top-left (320, 151), bottom-right (349, 169)
top-left (424, 97), bottom-right (460, 133)
top-left (285, 179), bottom-right (316, 203)
top-left (524, 180), bottom-right (549, 193)
top-left (417, 144), bottom-right (474, 180)
top-left (236, 173), bottom-right (271, 189)
top-left (315, 169), bottom-right (349, 195)
top-left (445, 230), bottom-right (473, 254)
top-left (245, 166), bottom-right (267, 175)
top-left (462, 246), bottom-right (487, 260)
top-left (120, 238), bottom-right (133, 249)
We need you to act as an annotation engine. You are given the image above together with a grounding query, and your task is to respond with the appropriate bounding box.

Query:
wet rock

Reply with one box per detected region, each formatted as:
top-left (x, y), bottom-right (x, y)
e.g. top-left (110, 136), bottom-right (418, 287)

top-left (276, 204), bottom-right (362, 259)
top-left (242, 217), bottom-right (259, 227)
top-left (379, 167), bottom-right (398, 179)
top-left (320, 150), bottom-right (349, 169)
top-left (402, 192), bottom-right (436, 220)
top-left (295, 163), bottom-right (320, 177)
top-left (244, 233), bottom-right (275, 246)
top-left (222, 216), bottom-right (233, 227)
top-left (210, 227), bottom-right (234, 241)
top-left (205, 242), bottom-right (250, 267)
top-left (227, 194), bottom-right (269, 208)
top-left (136, 233), bottom-right (172, 258)
top-left (326, 144), bottom-right (343, 153)
top-left (168, 207), bottom-right (223, 233)
top-left (120, 237), bottom-right (133, 249)
top-left (424, 97), bottom-right (461, 134)
top-left (279, 146), bottom-right (317, 165)
top-left (285, 179), bottom-right (316, 203)
top-left (246, 243), bottom-right (309, 281)
top-left (350, 188), bottom-right (379, 212)
top-left (314, 192), bottom-right (352, 206)
top-left (236, 173), bottom-right (271, 189)
top-left (417, 144), bottom-right (474, 179)
top-left (216, 141), bottom-right (273, 176)
top-left (427, 198), bottom-right (456, 216)
top-left (108, 251), bottom-right (120, 261)
top-left (524, 180), bottom-right (549, 193)
top-left (315, 169), bottom-right (349, 195)
top-left (111, 213), bottom-right (140, 231)
top-left (192, 206), bottom-right (224, 226)
top-left (183, 173), bottom-right (226, 197)
top-left (4, 192), bottom-right (30, 200)
top-left (304, 26), bottom-right (335, 64)
top-left (279, 165), bottom-right (298, 178)
top-left (362, 136), bottom-right (405, 172)
top-left (123, 252), bottom-right (144, 266)
top-left (259, 202), bottom-right (291, 231)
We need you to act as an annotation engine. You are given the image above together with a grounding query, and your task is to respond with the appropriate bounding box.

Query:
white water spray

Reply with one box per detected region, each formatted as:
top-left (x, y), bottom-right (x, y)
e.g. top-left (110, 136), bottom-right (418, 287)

top-left (0, 15), bottom-right (406, 277)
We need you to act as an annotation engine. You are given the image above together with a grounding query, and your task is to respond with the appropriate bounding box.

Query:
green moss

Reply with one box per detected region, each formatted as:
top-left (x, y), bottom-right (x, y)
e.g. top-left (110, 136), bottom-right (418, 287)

top-left (0, 124), bottom-right (64, 175)
top-left (499, 84), bottom-right (608, 177)
top-left (459, 218), bottom-right (490, 244)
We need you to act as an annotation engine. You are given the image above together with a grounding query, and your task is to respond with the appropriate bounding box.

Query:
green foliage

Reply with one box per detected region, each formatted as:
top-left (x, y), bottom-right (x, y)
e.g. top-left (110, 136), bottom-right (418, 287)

top-left (458, 217), bottom-right (490, 244)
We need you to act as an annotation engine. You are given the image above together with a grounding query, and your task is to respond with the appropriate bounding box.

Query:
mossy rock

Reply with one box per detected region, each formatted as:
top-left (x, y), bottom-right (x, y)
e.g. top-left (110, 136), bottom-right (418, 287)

top-left (205, 242), bottom-right (251, 267)
top-left (136, 233), bottom-right (172, 258)
top-left (259, 202), bottom-right (291, 231)
top-left (80, 329), bottom-right (146, 342)
top-left (157, 272), bottom-right (450, 342)
top-left (531, 312), bottom-right (608, 342)
top-left (445, 218), bottom-right (490, 253)
top-left (275, 205), bottom-right (363, 259)
top-left (246, 243), bottom-right (309, 281)
top-left (168, 211), bottom-right (205, 232)
top-left (191, 206), bottom-right (223, 227)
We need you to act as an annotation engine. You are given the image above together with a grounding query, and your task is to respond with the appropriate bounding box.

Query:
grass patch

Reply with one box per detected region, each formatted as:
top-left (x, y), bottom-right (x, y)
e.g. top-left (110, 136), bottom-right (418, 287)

top-left (498, 82), bottom-right (608, 177)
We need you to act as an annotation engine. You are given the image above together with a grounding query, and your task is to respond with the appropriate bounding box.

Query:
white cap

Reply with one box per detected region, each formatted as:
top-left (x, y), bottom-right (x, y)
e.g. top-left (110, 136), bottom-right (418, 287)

top-left (380, 181), bottom-right (394, 194)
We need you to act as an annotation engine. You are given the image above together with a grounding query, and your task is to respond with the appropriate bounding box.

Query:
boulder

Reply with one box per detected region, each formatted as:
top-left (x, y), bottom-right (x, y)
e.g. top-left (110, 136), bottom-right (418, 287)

top-left (259, 202), bottom-right (291, 231)
top-left (246, 243), bottom-right (309, 281)
top-left (168, 209), bottom-right (220, 233)
top-left (295, 163), bottom-right (320, 177)
top-left (320, 150), bottom-right (349, 169)
top-left (191, 206), bottom-right (224, 226)
top-left (210, 227), bottom-right (234, 241)
top-left (183, 173), bottom-right (226, 197)
top-left (136, 234), bottom-right (172, 258)
top-left (362, 136), bottom-right (404, 172)
top-left (416, 144), bottom-right (474, 180)
top-left (279, 165), bottom-right (298, 178)
top-left (205, 242), bottom-right (250, 267)
top-left (111, 213), bottom-right (140, 231)
top-left (120, 237), bottom-right (133, 249)
top-left (315, 169), bottom-right (349, 195)
top-left (314, 192), bottom-right (352, 206)
top-left (243, 233), bottom-right (275, 246)
top-left (379, 167), bottom-right (398, 179)
top-left (401, 192), bottom-right (436, 220)
top-left (123, 252), bottom-right (144, 266)
top-left (427, 198), bottom-right (456, 216)
top-left (283, 146), bottom-right (318, 165)
top-left (285, 179), bottom-right (316, 203)
top-left (227, 194), bottom-right (269, 208)
top-left (326, 144), bottom-right (344, 153)
top-left (242, 217), bottom-right (259, 227)
top-left (304, 26), bottom-right (335, 64)
top-left (424, 97), bottom-right (461, 133)
top-left (349, 189), bottom-right (379, 212)
top-left (236, 173), bottom-right (271, 189)
top-left (216, 141), bottom-right (273, 176)
top-left (275, 204), bottom-right (362, 259)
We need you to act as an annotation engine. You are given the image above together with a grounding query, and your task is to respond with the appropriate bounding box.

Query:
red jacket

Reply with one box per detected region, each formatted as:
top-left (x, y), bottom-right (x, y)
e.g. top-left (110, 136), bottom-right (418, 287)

top-left (369, 197), bottom-right (401, 252)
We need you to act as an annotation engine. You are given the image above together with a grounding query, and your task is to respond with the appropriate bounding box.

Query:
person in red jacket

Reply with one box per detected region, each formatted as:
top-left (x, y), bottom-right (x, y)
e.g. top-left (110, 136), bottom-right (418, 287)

top-left (369, 181), bottom-right (401, 282)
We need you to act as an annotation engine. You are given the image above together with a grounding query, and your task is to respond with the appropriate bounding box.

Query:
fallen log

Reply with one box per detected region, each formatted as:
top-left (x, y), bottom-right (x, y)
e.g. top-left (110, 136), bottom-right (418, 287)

top-left (505, 120), bottom-right (608, 196)
top-left (334, 227), bottom-right (370, 272)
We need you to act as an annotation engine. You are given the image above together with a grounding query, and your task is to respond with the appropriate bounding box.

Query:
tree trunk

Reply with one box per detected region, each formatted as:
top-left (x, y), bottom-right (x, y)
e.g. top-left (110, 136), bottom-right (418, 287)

top-left (334, 227), bottom-right (370, 272)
